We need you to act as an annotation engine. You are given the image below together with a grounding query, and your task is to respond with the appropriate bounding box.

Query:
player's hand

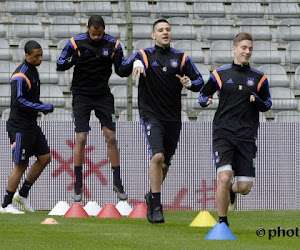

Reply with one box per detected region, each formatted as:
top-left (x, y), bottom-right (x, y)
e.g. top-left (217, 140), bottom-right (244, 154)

top-left (176, 74), bottom-right (191, 89)
top-left (132, 66), bottom-right (146, 79)
top-left (132, 67), bottom-right (146, 86)
top-left (132, 60), bottom-right (146, 86)
top-left (43, 105), bottom-right (54, 115)
top-left (250, 95), bottom-right (255, 102)
top-left (206, 98), bottom-right (213, 105)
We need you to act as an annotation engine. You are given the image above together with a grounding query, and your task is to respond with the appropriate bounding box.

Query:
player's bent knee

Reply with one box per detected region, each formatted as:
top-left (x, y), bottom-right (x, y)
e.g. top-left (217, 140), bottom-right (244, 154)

top-left (151, 153), bottom-right (164, 165)
top-left (217, 169), bottom-right (232, 186)
top-left (103, 131), bottom-right (117, 145)
top-left (239, 185), bottom-right (252, 195)
top-left (105, 135), bottom-right (117, 145)
top-left (237, 182), bottom-right (253, 195)
top-left (38, 154), bottom-right (51, 167)
top-left (236, 177), bottom-right (254, 194)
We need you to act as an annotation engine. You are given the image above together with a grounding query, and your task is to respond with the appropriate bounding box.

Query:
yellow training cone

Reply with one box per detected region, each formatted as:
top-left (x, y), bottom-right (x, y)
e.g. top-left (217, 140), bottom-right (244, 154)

top-left (189, 211), bottom-right (217, 227)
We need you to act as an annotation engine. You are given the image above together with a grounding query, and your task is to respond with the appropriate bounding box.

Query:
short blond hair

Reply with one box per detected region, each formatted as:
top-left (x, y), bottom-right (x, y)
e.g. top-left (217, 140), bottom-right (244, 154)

top-left (233, 32), bottom-right (253, 46)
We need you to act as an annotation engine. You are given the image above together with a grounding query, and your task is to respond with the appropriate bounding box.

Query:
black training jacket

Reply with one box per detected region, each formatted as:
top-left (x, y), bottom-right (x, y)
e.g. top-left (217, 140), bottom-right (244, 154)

top-left (199, 63), bottom-right (272, 142)
top-left (119, 45), bottom-right (204, 122)
top-left (57, 31), bottom-right (124, 95)
top-left (7, 60), bottom-right (53, 132)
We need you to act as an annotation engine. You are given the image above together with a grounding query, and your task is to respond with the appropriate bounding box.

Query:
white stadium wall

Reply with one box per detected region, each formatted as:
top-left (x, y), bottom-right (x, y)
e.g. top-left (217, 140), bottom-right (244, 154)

top-left (0, 121), bottom-right (299, 211)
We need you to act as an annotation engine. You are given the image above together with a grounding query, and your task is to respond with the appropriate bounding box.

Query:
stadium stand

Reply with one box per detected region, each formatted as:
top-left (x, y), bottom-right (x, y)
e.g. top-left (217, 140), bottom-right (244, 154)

top-left (111, 85), bottom-right (138, 109)
top-left (259, 113), bottom-right (267, 122)
top-left (285, 41), bottom-right (300, 66)
top-left (105, 24), bottom-right (121, 39)
top-left (181, 110), bottom-right (190, 122)
top-left (38, 62), bottom-right (59, 85)
top-left (118, 108), bottom-right (140, 121)
top-left (240, 18), bottom-right (272, 41)
top-left (251, 41), bottom-right (281, 64)
top-left (258, 65), bottom-right (290, 88)
top-left (133, 39), bottom-right (154, 52)
top-left (197, 110), bottom-right (216, 122)
top-left (40, 84), bottom-right (65, 108)
top-left (0, 38), bottom-right (13, 60)
top-left (5, 1), bottom-right (37, 15)
top-left (49, 16), bottom-right (81, 40)
top-left (274, 110), bottom-right (300, 122)
top-left (194, 63), bottom-right (210, 83)
top-left (1, 108), bottom-right (10, 121)
top-left (268, 2), bottom-right (300, 19)
top-left (0, 61), bottom-right (16, 84)
top-left (132, 17), bottom-right (154, 40)
top-left (41, 108), bottom-right (72, 121)
top-left (210, 40), bottom-right (234, 65)
top-left (277, 19), bottom-right (300, 42)
top-left (0, 18), bottom-right (6, 38)
top-left (167, 17), bottom-right (196, 40)
top-left (201, 18), bottom-right (235, 41)
top-left (156, 1), bottom-right (189, 18)
top-left (42, 0), bottom-right (75, 16)
top-left (229, 3), bottom-right (264, 18)
top-left (90, 110), bottom-right (98, 122)
top-left (0, 0), bottom-right (299, 122)
top-left (80, 1), bottom-right (113, 17)
top-left (193, 2), bottom-right (226, 18)
top-left (269, 87), bottom-right (297, 110)
top-left (11, 15), bottom-right (44, 39)
top-left (118, 1), bottom-right (151, 18)
top-left (294, 66), bottom-right (300, 89)
top-left (0, 84), bottom-right (11, 107)
top-left (173, 40), bottom-right (204, 63)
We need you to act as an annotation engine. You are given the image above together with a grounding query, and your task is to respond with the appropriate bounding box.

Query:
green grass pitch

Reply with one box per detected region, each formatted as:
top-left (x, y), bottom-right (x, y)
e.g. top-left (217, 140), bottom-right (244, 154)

top-left (0, 210), bottom-right (299, 249)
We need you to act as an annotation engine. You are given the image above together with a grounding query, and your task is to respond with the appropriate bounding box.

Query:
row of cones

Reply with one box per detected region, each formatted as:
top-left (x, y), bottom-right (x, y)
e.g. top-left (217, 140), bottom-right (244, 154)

top-left (41, 202), bottom-right (146, 225)
top-left (45, 202), bottom-right (237, 240)
top-left (49, 201), bottom-right (146, 219)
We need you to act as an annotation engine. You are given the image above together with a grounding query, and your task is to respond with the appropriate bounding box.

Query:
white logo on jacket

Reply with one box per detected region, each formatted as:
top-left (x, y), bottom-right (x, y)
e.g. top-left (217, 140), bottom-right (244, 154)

top-left (170, 59), bottom-right (178, 68)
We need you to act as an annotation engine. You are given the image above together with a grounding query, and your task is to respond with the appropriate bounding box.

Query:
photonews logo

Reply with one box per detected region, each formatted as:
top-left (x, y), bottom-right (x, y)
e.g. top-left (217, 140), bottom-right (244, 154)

top-left (256, 226), bottom-right (299, 240)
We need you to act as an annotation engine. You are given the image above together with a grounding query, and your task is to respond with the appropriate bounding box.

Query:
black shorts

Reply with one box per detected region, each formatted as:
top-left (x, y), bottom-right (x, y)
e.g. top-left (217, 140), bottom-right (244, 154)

top-left (8, 126), bottom-right (50, 165)
top-left (212, 137), bottom-right (257, 177)
top-left (140, 115), bottom-right (181, 166)
top-left (72, 94), bottom-right (116, 132)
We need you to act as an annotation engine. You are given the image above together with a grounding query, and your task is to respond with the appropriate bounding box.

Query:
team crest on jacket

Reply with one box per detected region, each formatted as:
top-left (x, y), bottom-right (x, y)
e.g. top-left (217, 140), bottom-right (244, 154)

top-left (170, 59), bottom-right (178, 68)
top-left (102, 48), bottom-right (109, 56)
top-left (246, 78), bottom-right (255, 87)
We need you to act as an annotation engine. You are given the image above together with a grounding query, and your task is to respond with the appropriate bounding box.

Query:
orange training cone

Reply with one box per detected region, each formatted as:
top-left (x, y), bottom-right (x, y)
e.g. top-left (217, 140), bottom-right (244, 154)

top-left (96, 203), bottom-right (123, 218)
top-left (63, 203), bottom-right (90, 218)
top-left (41, 218), bottom-right (59, 224)
top-left (127, 203), bottom-right (147, 218)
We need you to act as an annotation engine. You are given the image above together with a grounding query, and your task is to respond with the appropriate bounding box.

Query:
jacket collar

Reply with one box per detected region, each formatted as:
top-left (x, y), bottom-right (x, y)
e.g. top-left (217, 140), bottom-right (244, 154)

top-left (232, 61), bottom-right (250, 71)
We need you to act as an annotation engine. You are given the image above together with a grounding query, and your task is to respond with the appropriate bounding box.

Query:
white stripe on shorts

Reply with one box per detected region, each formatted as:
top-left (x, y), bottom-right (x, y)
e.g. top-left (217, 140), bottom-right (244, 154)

top-left (236, 176), bottom-right (254, 182)
top-left (216, 164), bottom-right (232, 175)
